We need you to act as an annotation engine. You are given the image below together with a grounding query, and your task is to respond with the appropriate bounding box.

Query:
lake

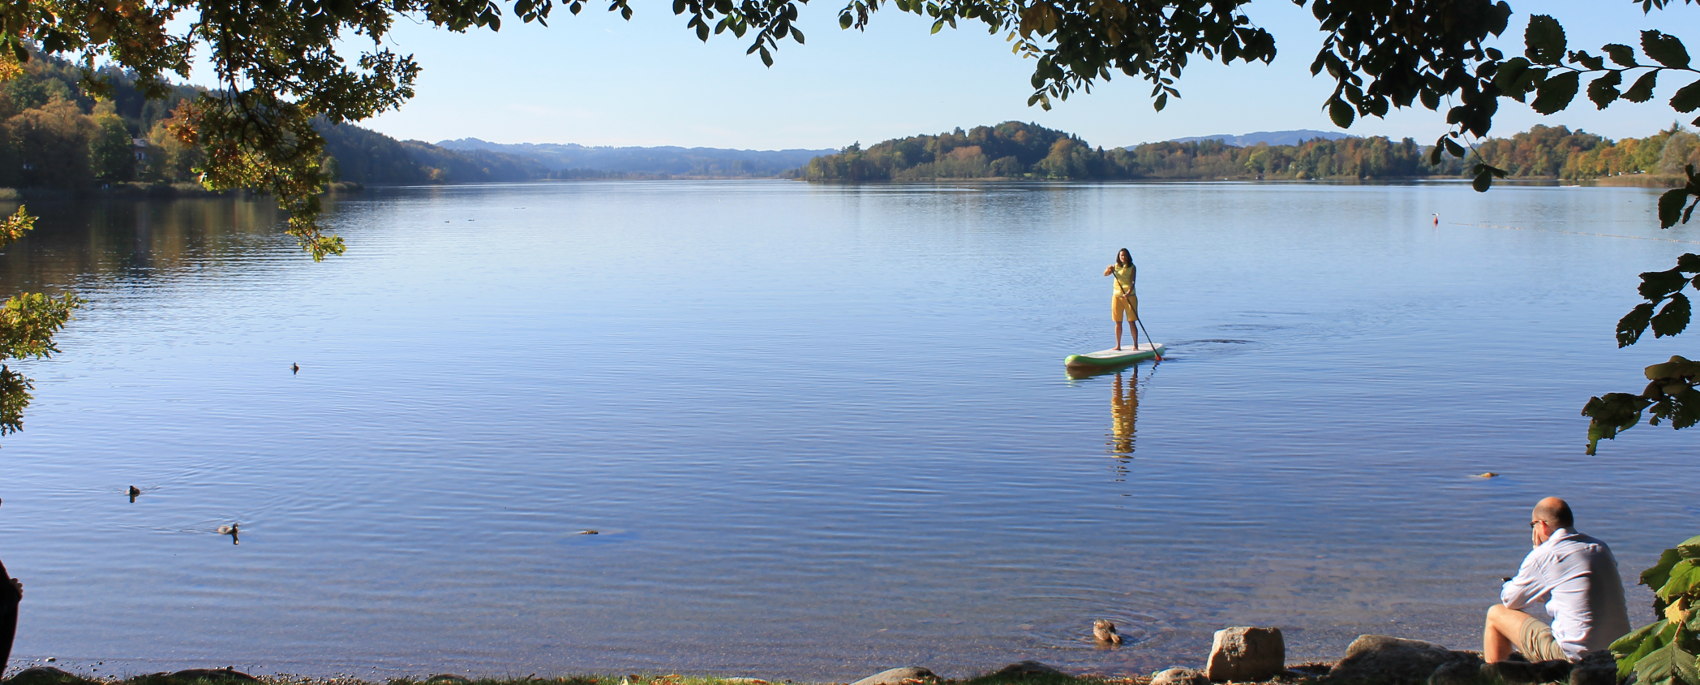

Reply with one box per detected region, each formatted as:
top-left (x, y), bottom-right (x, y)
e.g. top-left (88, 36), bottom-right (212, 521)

top-left (0, 180), bottom-right (1695, 680)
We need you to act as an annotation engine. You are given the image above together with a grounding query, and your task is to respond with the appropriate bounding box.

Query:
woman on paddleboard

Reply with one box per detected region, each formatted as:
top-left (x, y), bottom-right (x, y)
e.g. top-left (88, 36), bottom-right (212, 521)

top-left (1102, 248), bottom-right (1138, 350)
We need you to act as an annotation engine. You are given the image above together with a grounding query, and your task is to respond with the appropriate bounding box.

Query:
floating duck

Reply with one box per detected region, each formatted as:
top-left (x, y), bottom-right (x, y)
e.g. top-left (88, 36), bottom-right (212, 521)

top-left (1093, 619), bottom-right (1123, 645)
top-left (127, 485), bottom-right (140, 502)
top-left (1474, 472), bottom-right (1499, 478)
top-left (216, 523), bottom-right (239, 535)
top-left (578, 529), bottom-right (600, 535)
top-left (291, 363), bottom-right (299, 375)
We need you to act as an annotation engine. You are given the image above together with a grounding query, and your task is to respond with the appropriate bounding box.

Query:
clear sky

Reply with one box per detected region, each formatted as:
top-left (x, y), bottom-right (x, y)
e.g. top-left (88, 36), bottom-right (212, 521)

top-left (348, 0), bottom-right (1700, 150)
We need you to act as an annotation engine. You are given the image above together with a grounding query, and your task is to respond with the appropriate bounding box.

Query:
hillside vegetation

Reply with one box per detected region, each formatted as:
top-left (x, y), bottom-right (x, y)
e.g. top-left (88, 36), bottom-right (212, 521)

top-left (802, 121), bottom-right (1700, 183)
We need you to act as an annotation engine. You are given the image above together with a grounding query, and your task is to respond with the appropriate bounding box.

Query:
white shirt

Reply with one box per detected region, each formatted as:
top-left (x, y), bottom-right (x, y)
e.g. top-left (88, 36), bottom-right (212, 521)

top-left (1501, 527), bottom-right (1633, 659)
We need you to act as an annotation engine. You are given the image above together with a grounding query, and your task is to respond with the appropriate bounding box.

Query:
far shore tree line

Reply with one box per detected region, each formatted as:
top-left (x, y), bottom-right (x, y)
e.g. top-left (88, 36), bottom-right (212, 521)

top-left (7, 50), bottom-right (1700, 192)
top-left (802, 120), bottom-right (1700, 183)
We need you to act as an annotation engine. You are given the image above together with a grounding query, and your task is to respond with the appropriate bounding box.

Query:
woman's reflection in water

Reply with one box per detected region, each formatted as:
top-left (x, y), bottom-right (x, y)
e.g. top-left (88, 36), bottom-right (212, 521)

top-left (1108, 368), bottom-right (1139, 462)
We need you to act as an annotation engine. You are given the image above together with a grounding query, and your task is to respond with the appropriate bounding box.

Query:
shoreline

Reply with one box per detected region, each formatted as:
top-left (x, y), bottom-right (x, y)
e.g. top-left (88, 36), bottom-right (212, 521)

top-left (0, 182), bottom-right (364, 202)
top-left (0, 631), bottom-right (1615, 685)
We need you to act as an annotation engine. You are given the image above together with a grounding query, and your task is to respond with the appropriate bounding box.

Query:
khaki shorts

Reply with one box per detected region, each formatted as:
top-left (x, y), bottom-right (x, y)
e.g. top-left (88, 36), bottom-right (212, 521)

top-left (1518, 616), bottom-right (1569, 662)
top-left (1112, 294), bottom-right (1139, 322)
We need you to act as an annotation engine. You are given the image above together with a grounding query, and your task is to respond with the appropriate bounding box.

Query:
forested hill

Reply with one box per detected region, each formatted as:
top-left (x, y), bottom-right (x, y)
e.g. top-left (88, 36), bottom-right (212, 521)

top-left (1168, 129), bottom-right (1351, 146)
top-left (437, 139), bottom-right (833, 178)
top-left (802, 121), bottom-right (1700, 182)
top-left (802, 121), bottom-right (1432, 181)
top-left (0, 50), bottom-right (551, 189)
top-left (318, 125), bottom-right (547, 185)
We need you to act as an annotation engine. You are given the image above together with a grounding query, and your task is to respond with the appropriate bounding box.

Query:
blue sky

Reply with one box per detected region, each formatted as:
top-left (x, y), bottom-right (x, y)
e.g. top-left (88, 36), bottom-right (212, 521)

top-left (350, 1), bottom-right (1700, 150)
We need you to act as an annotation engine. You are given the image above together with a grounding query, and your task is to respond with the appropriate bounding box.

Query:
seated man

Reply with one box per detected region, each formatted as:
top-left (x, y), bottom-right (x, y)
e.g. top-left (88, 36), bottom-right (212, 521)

top-left (1483, 497), bottom-right (1632, 662)
top-left (1, 556), bottom-right (17, 674)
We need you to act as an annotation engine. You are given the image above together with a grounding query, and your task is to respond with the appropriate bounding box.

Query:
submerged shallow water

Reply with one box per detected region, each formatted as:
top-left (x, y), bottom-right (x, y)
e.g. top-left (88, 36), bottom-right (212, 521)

top-left (0, 181), bottom-right (1695, 680)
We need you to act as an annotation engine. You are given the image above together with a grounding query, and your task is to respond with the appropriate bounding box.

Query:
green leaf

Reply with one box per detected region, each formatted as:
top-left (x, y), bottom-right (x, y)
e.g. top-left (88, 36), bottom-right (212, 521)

top-left (1420, 87), bottom-right (1440, 110)
top-left (1661, 188), bottom-right (1690, 228)
top-left (1658, 559), bottom-right (1700, 600)
top-left (1583, 392), bottom-right (1651, 454)
top-left (1653, 294), bottom-right (1693, 338)
top-left (1524, 15), bottom-right (1566, 64)
top-left (1590, 71), bottom-right (1623, 109)
top-left (1616, 620), bottom-right (1667, 658)
top-left (1647, 548), bottom-right (1686, 590)
top-left (1622, 302), bottom-right (1658, 346)
top-left (1622, 620), bottom-right (1681, 678)
top-left (1532, 71), bottom-right (1580, 114)
top-left (1644, 355), bottom-right (1700, 380)
top-left (1604, 43), bottom-right (1639, 67)
top-left (1625, 70), bottom-right (1659, 103)
top-left (1632, 641), bottom-right (1700, 685)
top-left (1642, 268), bottom-right (1690, 300)
top-left (1493, 57), bottom-right (1533, 93)
top-left (1470, 163), bottom-right (1506, 193)
top-left (1674, 79), bottom-right (1700, 113)
top-left (1644, 30), bottom-right (1692, 69)
top-left (1328, 98), bottom-right (1354, 128)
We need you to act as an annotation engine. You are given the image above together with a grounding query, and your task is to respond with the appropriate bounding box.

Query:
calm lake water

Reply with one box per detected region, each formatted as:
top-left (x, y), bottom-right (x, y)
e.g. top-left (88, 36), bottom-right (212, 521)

top-left (0, 181), bottom-right (1696, 680)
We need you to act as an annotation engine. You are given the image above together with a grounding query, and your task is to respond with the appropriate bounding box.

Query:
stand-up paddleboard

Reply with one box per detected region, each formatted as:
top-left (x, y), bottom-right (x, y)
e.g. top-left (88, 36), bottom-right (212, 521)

top-left (1065, 342), bottom-right (1166, 370)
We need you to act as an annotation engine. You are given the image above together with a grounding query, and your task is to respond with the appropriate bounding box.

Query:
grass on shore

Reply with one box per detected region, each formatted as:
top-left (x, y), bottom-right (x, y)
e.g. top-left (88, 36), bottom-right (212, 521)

top-left (1, 669), bottom-right (1163, 685)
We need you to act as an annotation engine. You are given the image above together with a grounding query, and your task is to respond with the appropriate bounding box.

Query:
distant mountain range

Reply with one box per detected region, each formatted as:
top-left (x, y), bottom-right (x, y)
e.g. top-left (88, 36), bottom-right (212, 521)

top-left (436, 138), bottom-right (834, 178)
top-left (1165, 129), bottom-right (1354, 146)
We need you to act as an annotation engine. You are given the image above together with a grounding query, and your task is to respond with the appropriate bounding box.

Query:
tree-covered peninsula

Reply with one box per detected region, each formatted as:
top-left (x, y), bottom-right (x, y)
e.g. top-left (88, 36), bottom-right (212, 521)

top-left (802, 121), bottom-right (1700, 184)
top-left (0, 51), bottom-right (553, 190)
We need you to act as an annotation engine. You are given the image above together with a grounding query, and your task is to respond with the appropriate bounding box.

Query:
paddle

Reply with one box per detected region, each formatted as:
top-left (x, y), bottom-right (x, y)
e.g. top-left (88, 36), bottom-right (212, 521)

top-left (1125, 285), bottom-right (1162, 361)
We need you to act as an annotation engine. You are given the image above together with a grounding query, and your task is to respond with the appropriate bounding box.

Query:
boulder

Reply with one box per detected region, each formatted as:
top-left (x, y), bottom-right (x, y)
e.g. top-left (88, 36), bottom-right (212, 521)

top-left (1150, 668), bottom-right (1210, 685)
top-left (4, 667), bottom-right (94, 685)
top-left (1328, 635), bottom-right (1480, 685)
top-left (1570, 651), bottom-right (1618, 685)
top-left (848, 667), bottom-right (939, 685)
top-left (1205, 626), bottom-right (1285, 682)
top-left (986, 661), bottom-right (1067, 679)
top-left (1483, 659), bottom-right (1574, 684)
top-left (1427, 660), bottom-right (1491, 685)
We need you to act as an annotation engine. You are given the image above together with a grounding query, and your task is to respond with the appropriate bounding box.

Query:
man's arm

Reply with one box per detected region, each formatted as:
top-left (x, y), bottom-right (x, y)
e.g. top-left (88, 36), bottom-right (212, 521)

top-left (1500, 550), bottom-right (1548, 610)
top-left (0, 560), bottom-right (15, 603)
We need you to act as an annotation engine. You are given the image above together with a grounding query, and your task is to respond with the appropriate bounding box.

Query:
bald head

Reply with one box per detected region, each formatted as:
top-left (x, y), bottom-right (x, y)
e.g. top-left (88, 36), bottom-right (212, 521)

top-left (1532, 497), bottom-right (1574, 530)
